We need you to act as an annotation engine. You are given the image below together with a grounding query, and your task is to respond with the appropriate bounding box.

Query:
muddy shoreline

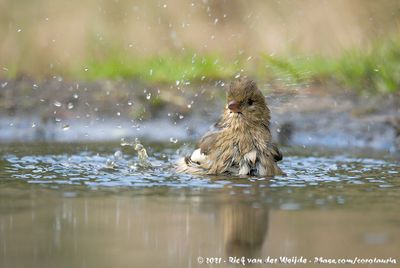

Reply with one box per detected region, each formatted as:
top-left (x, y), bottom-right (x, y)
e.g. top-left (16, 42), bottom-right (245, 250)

top-left (0, 78), bottom-right (399, 153)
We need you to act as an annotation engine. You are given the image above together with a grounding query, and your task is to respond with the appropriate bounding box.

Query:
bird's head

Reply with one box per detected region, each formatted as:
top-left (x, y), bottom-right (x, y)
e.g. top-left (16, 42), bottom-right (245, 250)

top-left (224, 78), bottom-right (270, 126)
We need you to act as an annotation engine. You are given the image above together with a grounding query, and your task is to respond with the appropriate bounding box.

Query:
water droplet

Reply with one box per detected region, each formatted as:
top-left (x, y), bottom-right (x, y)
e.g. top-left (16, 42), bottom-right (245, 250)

top-left (73, 93), bottom-right (79, 99)
top-left (62, 124), bottom-right (70, 131)
top-left (187, 100), bottom-right (194, 109)
top-left (120, 138), bottom-right (135, 147)
top-left (54, 101), bottom-right (62, 107)
top-left (120, 141), bottom-right (129, 147)
top-left (169, 137), bottom-right (178, 143)
top-left (105, 159), bottom-right (116, 169)
top-left (67, 103), bottom-right (74, 110)
top-left (114, 150), bottom-right (123, 160)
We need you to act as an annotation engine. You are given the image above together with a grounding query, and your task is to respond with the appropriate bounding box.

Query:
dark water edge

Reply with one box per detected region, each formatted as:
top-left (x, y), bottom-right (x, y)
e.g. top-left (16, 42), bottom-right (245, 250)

top-left (0, 113), bottom-right (398, 154)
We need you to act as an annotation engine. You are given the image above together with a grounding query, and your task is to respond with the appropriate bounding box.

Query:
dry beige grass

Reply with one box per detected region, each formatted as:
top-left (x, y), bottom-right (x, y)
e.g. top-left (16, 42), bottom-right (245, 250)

top-left (0, 0), bottom-right (399, 77)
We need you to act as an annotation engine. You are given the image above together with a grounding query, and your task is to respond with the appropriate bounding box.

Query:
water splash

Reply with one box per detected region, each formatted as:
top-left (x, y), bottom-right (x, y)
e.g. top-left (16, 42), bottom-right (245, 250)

top-left (62, 124), bottom-right (70, 131)
top-left (134, 143), bottom-right (152, 168)
top-left (54, 101), bottom-right (62, 107)
top-left (2, 144), bottom-right (398, 193)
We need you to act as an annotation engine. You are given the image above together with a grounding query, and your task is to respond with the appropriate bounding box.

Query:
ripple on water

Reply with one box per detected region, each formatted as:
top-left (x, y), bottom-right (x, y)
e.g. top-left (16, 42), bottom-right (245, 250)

top-left (1, 149), bottom-right (398, 190)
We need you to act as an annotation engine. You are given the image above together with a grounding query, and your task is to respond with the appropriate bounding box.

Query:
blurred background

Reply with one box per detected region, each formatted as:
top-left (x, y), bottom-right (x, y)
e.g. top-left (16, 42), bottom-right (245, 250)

top-left (0, 0), bottom-right (400, 91)
top-left (1, 3), bottom-right (400, 268)
top-left (0, 0), bottom-right (399, 147)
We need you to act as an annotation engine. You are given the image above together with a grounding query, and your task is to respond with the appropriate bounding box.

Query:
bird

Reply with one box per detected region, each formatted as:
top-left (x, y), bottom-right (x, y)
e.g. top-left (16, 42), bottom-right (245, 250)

top-left (177, 78), bottom-right (283, 176)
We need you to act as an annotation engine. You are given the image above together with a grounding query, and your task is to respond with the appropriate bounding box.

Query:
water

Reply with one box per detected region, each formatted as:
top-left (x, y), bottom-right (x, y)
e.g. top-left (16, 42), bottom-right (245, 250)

top-left (0, 143), bottom-right (399, 268)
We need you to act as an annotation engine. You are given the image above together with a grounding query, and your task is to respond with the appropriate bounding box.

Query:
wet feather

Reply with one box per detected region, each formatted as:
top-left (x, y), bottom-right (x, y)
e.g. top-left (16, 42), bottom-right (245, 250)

top-left (177, 78), bottom-right (283, 176)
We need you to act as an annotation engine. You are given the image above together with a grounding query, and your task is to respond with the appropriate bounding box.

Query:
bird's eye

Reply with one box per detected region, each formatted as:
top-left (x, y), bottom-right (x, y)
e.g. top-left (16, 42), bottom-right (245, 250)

top-left (248, 99), bottom-right (254, 105)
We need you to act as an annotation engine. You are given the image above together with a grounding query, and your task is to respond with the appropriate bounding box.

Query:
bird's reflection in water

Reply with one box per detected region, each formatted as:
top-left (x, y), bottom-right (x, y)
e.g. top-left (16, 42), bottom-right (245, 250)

top-left (223, 202), bottom-right (269, 258)
top-left (217, 179), bottom-right (270, 259)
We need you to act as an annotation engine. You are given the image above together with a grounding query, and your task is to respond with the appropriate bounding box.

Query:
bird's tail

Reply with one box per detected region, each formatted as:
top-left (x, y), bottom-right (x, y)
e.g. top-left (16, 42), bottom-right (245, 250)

top-left (176, 156), bottom-right (208, 175)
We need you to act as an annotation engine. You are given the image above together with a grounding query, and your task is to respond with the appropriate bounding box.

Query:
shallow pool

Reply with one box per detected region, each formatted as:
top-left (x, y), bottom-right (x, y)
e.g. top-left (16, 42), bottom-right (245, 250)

top-left (0, 143), bottom-right (399, 268)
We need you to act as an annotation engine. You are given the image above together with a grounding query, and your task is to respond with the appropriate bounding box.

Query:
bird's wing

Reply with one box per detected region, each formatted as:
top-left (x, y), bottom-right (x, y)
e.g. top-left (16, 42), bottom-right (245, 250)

top-left (198, 130), bottom-right (219, 155)
top-left (268, 142), bottom-right (283, 162)
top-left (197, 118), bottom-right (225, 155)
top-left (183, 120), bottom-right (222, 168)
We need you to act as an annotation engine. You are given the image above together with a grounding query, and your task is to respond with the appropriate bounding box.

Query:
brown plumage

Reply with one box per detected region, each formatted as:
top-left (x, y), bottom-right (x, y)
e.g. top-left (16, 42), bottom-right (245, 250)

top-left (177, 78), bottom-right (283, 176)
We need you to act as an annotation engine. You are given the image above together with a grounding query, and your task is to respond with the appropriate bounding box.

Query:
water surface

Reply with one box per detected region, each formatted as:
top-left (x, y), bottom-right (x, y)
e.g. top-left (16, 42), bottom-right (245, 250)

top-left (0, 143), bottom-right (399, 268)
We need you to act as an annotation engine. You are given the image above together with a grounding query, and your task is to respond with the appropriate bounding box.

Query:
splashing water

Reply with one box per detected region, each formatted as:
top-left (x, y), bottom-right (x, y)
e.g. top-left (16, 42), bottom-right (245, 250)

top-left (1, 143), bottom-right (398, 195)
top-left (134, 143), bottom-right (152, 168)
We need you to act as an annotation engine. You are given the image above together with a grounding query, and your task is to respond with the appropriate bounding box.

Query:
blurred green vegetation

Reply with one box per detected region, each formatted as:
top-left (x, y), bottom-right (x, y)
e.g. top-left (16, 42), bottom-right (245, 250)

top-left (76, 37), bottom-right (400, 93)
top-left (82, 51), bottom-right (240, 83)
top-left (261, 37), bottom-right (400, 93)
top-left (1, 0), bottom-right (399, 93)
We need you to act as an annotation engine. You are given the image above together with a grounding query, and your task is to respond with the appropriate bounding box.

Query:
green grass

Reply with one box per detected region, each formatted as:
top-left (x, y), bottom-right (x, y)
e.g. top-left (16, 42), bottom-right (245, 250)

top-left (259, 37), bottom-right (400, 93)
top-left (78, 37), bottom-right (400, 93)
top-left (81, 51), bottom-right (241, 84)
top-left (3, 38), bottom-right (399, 93)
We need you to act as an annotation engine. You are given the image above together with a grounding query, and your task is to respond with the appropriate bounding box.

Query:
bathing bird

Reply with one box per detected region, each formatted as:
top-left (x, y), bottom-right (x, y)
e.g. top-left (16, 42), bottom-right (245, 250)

top-left (177, 78), bottom-right (283, 176)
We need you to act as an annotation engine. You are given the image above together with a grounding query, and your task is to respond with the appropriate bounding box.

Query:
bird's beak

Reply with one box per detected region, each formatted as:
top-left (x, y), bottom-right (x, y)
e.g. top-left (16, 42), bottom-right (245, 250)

top-left (228, 100), bottom-right (240, 113)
